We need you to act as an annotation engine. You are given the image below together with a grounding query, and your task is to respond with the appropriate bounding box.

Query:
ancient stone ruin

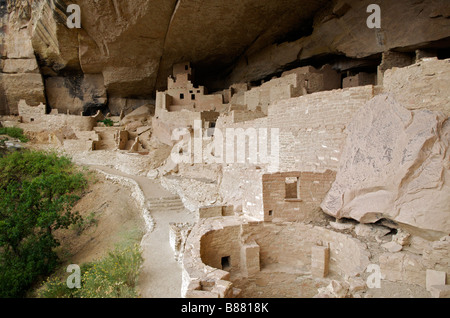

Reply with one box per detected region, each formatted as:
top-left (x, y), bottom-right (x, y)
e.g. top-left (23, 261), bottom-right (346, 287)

top-left (1, 0), bottom-right (449, 299)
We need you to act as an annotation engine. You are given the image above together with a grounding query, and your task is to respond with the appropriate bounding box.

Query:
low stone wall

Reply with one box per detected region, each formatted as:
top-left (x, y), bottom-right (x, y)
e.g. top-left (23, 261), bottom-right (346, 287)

top-left (182, 217), bottom-right (243, 298)
top-left (182, 216), bottom-right (371, 298)
top-left (17, 99), bottom-right (46, 123)
top-left (19, 114), bottom-right (97, 132)
top-left (94, 169), bottom-right (155, 244)
top-left (70, 151), bottom-right (154, 176)
top-left (63, 139), bottom-right (95, 152)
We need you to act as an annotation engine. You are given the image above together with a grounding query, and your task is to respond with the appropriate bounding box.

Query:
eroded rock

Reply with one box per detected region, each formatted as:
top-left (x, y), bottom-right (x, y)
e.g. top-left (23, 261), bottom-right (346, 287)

top-left (354, 223), bottom-right (391, 238)
top-left (314, 280), bottom-right (351, 298)
top-left (45, 74), bottom-right (107, 115)
top-left (121, 105), bottom-right (153, 126)
top-left (382, 241), bottom-right (403, 253)
top-left (321, 94), bottom-right (450, 239)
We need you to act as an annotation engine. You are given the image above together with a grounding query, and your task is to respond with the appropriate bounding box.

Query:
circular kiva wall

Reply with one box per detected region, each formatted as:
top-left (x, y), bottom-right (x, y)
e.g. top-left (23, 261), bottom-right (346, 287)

top-left (182, 217), bottom-right (370, 298)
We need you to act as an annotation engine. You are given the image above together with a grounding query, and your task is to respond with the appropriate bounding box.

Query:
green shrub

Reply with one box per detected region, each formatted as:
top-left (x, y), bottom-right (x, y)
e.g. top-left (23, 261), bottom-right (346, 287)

top-left (0, 127), bottom-right (29, 142)
top-left (0, 150), bottom-right (87, 297)
top-left (98, 119), bottom-right (114, 127)
top-left (35, 276), bottom-right (73, 299)
top-left (38, 244), bottom-right (143, 298)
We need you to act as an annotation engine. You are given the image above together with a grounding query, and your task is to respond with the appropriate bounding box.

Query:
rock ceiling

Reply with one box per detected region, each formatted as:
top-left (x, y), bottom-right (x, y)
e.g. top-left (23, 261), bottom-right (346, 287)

top-left (5, 0), bottom-right (450, 97)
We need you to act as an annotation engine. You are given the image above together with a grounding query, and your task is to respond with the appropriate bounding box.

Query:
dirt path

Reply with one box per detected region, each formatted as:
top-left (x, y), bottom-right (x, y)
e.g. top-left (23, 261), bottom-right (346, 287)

top-left (91, 165), bottom-right (196, 298)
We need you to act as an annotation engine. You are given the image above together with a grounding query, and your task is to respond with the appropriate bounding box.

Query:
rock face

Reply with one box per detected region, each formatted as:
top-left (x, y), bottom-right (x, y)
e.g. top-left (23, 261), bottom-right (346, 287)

top-left (382, 58), bottom-right (450, 116)
top-left (45, 74), bottom-right (107, 115)
top-left (0, 0), bottom-right (45, 114)
top-left (321, 94), bottom-right (450, 239)
top-left (219, 0), bottom-right (450, 87)
top-left (30, 0), bottom-right (81, 75)
top-left (72, 0), bottom-right (330, 94)
top-left (0, 73), bottom-right (45, 114)
top-left (2, 0), bottom-right (449, 115)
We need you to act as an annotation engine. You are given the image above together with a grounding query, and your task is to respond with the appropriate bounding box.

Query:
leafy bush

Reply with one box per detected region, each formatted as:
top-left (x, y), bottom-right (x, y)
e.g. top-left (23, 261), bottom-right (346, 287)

top-left (0, 150), bottom-right (87, 297)
top-left (0, 127), bottom-right (29, 142)
top-left (98, 119), bottom-right (114, 127)
top-left (38, 244), bottom-right (143, 298)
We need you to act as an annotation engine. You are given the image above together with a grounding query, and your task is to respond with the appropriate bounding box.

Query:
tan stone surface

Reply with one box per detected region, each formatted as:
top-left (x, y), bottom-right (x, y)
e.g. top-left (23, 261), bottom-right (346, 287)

top-left (30, 0), bottom-right (80, 74)
top-left (429, 285), bottom-right (450, 298)
top-left (315, 280), bottom-right (350, 298)
top-left (121, 105), bottom-right (153, 125)
top-left (17, 99), bottom-right (46, 123)
top-left (354, 223), bottom-right (391, 238)
top-left (2, 58), bottom-right (38, 74)
top-left (426, 269), bottom-right (447, 291)
top-left (0, 73), bottom-right (45, 114)
top-left (382, 58), bottom-right (450, 116)
top-left (321, 94), bottom-right (450, 238)
top-left (0, 2), bottom-right (44, 115)
top-left (223, 0), bottom-right (450, 86)
top-left (379, 252), bottom-right (426, 286)
top-left (311, 246), bottom-right (330, 278)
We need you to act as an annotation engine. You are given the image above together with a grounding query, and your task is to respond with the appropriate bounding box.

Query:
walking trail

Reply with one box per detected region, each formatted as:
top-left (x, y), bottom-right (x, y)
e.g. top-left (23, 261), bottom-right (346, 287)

top-left (91, 165), bottom-right (195, 298)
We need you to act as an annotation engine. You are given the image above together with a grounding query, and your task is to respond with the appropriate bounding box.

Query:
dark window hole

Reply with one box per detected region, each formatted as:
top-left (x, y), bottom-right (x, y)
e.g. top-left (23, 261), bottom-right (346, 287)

top-left (221, 256), bottom-right (231, 270)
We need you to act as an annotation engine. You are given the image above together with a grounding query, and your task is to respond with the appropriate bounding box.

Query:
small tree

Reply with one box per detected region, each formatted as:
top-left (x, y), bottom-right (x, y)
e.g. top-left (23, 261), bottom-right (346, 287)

top-left (0, 150), bottom-right (87, 297)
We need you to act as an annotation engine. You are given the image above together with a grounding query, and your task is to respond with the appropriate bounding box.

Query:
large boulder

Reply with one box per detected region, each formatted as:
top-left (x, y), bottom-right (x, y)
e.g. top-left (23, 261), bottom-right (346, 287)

top-left (121, 105), bottom-right (153, 125)
top-left (321, 94), bottom-right (450, 239)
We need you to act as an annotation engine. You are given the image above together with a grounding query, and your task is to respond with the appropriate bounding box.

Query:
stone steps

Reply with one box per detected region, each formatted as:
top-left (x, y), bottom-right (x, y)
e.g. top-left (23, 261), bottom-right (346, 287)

top-left (147, 196), bottom-right (185, 211)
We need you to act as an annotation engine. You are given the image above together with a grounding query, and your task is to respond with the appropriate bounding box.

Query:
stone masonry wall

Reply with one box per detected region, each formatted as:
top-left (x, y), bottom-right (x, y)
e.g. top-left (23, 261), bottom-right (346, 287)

top-left (242, 222), bottom-right (370, 278)
top-left (182, 217), bottom-right (371, 298)
top-left (269, 85), bottom-right (374, 172)
top-left (219, 85), bottom-right (374, 173)
top-left (217, 85), bottom-right (374, 219)
top-left (17, 99), bottom-right (46, 123)
top-left (262, 170), bottom-right (336, 222)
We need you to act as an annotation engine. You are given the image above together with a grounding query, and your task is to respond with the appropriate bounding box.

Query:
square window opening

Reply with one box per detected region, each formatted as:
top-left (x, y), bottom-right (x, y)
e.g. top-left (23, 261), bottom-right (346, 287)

top-left (285, 177), bottom-right (300, 200)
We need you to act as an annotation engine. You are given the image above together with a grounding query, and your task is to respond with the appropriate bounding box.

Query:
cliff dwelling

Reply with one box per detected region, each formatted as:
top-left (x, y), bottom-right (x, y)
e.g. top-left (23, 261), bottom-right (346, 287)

top-left (0, 0), bottom-right (449, 303)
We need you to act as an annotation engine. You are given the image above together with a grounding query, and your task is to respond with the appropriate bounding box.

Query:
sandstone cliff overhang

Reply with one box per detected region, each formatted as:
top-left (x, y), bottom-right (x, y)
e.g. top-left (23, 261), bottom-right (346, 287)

top-left (2, 0), bottom-right (449, 102)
